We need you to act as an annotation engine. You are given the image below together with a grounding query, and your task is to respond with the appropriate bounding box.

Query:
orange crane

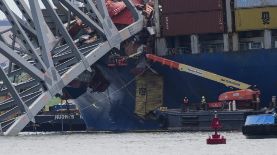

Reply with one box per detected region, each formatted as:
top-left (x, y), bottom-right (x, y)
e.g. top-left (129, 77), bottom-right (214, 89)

top-left (146, 54), bottom-right (260, 110)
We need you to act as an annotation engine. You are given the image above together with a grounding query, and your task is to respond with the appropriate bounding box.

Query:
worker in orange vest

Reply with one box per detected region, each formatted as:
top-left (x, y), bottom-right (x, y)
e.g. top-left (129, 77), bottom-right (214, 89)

top-left (183, 97), bottom-right (189, 112)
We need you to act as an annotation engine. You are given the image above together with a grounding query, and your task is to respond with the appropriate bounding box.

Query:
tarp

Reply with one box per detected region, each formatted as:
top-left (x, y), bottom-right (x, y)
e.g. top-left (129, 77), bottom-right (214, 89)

top-left (245, 114), bottom-right (276, 125)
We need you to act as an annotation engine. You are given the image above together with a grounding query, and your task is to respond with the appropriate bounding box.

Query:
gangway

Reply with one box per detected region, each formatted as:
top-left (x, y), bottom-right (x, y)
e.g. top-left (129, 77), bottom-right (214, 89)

top-left (0, 0), bottom-right (143, 135)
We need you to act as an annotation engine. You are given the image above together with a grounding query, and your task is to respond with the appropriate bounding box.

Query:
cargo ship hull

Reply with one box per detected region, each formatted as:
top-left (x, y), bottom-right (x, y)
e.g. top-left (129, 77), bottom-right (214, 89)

top-left (71, 49), bottom-right (277, 131)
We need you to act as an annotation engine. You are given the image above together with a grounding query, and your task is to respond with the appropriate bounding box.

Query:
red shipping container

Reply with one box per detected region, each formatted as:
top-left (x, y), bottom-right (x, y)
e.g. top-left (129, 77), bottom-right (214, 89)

top-left (161, 0), bottom-right (224, 14)
top-left (162, 11), bottom-right (225, 36)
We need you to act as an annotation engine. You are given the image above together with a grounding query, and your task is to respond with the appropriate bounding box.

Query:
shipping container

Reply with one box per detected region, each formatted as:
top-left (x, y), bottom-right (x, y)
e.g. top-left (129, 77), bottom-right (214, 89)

top-left (235, 0), bottom-right (277, 9)
top-left (135, 71), bottom-right (163, 117)
top-left (235, 7), bottom-right (277, 31)
top-left (162, 11), bottom-right (225, 36)
top-left (161, 0), bottom-right (224, 14)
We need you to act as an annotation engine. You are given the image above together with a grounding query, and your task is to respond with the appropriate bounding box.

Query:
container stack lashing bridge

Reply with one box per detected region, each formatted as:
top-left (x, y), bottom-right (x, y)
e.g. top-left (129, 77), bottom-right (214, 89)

top-left (0, 0), bottom-right (143, 136)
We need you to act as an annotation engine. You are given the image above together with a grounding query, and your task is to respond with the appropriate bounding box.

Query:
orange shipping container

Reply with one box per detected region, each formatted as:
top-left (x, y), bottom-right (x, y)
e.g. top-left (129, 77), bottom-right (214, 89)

top-left (235, 7), bottom-right (277, 31)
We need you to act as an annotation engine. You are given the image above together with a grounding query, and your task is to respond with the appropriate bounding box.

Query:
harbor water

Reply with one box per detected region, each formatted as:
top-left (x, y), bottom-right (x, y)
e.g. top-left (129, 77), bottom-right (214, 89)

top-left (1, 132), bottom-right (277, 155)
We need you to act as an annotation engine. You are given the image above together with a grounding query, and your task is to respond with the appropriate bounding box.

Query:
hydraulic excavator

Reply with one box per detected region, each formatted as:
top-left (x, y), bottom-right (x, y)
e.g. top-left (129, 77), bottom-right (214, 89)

top-left (146, 54), bottom-right (261, 110)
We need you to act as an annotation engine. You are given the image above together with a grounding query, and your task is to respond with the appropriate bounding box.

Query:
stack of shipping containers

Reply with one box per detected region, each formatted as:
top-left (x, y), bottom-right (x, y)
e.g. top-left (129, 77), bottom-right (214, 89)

top-left (159, 0), bottom-right (277, 54)
top-left (234, 0), bottom-right (277, 50)
top-left (160, 0), bottom-right (227, 53)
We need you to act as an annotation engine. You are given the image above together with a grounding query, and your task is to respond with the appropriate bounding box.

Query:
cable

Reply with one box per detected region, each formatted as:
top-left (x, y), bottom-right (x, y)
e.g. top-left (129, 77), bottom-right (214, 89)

top-left (114, 69), bottom-right (136, 100)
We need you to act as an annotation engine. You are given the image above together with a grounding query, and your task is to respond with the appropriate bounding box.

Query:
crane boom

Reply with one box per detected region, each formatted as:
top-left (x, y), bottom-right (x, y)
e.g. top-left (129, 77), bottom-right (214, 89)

top-left (146, 54), bottom-right (251, 90)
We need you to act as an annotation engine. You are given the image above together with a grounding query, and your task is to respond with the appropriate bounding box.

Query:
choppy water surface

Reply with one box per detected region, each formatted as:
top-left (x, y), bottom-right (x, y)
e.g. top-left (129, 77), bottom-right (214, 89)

top-left (1, 132), bottom-right (277, 155)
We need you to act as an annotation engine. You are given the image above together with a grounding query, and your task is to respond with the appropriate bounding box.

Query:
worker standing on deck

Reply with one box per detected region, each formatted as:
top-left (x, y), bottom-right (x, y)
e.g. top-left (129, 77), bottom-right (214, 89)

top-left (201, 96), bottom-right (207, 110)
top-left (183, 97), bottom-right (189, 112)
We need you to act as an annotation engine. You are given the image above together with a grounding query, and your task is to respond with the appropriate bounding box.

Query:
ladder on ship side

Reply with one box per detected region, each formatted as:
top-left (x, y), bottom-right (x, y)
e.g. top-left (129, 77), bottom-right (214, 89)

top-left (0, 0), bottom-right (143, 136)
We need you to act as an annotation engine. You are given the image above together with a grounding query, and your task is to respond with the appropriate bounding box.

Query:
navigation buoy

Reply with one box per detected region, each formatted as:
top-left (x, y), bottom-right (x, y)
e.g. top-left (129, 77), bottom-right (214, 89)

top-left (207, 112), bottom-right (226, 144)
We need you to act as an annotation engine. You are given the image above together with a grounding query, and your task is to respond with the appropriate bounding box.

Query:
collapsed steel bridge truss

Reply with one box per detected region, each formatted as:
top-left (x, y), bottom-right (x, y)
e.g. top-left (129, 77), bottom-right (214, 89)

top-left (0, 0), bottom-right (143, 135)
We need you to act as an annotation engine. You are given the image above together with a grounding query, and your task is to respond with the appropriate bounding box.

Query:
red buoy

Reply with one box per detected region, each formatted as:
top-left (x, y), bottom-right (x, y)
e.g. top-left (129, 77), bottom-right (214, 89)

top-left (207, 112), bottom-right (226, 144)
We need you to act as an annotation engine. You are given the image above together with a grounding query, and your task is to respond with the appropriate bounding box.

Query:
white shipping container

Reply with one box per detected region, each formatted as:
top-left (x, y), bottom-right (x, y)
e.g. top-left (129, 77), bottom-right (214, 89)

top-left (235, 0), bottom-right (277, 8)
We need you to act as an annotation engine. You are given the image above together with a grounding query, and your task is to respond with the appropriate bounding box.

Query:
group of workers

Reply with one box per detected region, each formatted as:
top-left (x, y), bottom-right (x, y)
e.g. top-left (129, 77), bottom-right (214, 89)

top-left (182, 96), bottom-right (207, 112)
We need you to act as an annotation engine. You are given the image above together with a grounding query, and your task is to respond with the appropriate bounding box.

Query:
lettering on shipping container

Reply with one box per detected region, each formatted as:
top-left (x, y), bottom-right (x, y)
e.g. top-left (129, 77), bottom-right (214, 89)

top-left (139, 88), bottom-right (147, 96)
top-left (261, 11), bottom-right (270, 25)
